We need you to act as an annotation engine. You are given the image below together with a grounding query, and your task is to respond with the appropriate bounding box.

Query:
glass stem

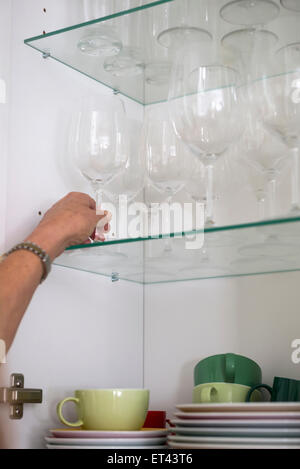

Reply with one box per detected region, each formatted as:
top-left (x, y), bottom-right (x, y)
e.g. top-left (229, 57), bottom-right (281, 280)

top-left (205, 162), bottom-right (215, 227)
top-left (291, 147), bottom-right (300, 213)
top-left (266, 171), bottom-right (277, 219)
top-left (92, 185), bottom-right (104, 239)
top-left (256, 190), bottom-right (266, 221)
top-left (164, 195), bottom-right (172, 253)
top-left (95, 189), bottom-right (103, 215)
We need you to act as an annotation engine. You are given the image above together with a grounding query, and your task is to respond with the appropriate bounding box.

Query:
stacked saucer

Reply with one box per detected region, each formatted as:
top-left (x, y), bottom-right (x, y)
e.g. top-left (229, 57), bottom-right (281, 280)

top-left (168, 403), bottom-right (300, 449)
top-left (46, 428), bottom-right (168, 449)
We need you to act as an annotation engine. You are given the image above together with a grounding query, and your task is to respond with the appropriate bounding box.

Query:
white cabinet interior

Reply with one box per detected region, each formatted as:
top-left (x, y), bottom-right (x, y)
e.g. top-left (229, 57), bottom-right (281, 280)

top-left (1, 0), bottom-right (300, 448)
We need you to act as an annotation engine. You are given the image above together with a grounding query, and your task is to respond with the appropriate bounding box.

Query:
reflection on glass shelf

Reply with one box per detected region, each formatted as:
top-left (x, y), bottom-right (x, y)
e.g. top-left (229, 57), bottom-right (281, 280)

top-left (54, 217), bottom-right (300, 284)
top-left (24, 0), bottom-right (298, 105)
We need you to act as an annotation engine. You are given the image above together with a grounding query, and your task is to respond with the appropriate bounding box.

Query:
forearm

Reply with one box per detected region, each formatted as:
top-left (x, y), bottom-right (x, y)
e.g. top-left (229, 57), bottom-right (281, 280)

top-left (0, 226), bottom-right (65, 351)
top-left (0, 192), bottom-right (109, 352)
top-left (0, 250), bottom-right (43, 350)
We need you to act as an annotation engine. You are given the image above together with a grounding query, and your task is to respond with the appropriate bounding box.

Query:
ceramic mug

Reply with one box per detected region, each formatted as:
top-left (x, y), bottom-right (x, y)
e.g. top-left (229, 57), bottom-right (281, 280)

top-left (246, 376), bottom-right (300, 402)
top-left (57, 389), bottom-right (149, 431)
top-left (194, 353), bottom-right (262, 388)
top-left (193, 382), bottom-right (262, 403)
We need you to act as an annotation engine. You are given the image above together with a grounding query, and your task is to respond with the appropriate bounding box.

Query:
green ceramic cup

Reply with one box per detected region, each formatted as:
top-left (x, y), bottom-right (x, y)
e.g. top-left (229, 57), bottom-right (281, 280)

top-left (57, 389), bottom-right (149, 431)
top-left (246, 376), bottom-right (300, 402)
top-left (194, 353), bottom-right (262, 388)
top-left (193, 382), bottom-right (262, 403)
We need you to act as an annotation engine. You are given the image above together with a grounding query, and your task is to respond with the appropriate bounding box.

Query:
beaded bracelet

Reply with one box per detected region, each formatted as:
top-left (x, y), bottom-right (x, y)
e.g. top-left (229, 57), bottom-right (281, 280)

top-left (3, 242), bottom-right (51, 283)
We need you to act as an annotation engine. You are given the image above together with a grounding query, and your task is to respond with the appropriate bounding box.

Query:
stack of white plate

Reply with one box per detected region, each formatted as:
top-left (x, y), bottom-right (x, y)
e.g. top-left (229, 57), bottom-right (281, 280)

top-left (168, 403), bottom-right (300, 449)
top-left (45, 428), bottom-right (168, 449)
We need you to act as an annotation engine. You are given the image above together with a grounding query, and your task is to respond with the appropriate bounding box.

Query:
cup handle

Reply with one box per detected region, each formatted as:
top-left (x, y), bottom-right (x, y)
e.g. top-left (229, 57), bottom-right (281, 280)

top-left (199, 385), bottom-right (217, 403)
top-left (246, 384), bottom-right (273, 402)
top-left (166, 419), bottom-right (175, 428)
top-left (225, 354), bottom-right (236, 383)
top-left (57, 397), bottom-right (84, 428)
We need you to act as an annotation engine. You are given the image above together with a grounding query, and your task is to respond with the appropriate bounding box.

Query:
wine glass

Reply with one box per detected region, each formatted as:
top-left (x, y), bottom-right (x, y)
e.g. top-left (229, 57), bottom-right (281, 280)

top-left (234, 41), bottom-right (300, 257)
top-left (103, 1), bottom-right (144, 77)
top-left (220, 0), bottom-right (279, 86)
top-left (144, 105), bottom-right (191, 257)
top-left (221, 28), bottom-right (278, 84)
top-left (238, 118), bottom-right (288, 218)
top-left (251, 42), bottom-right (300, 214)
top-left (179, 153), bottom-right (235, 277)
top-left (184, 154), bottom-right (229, 223)
top-left (280, 0), bottom-right (300, 11)
top-left (241, 161), bottom-right (268, 221)
top-left (70, 94), bottom-right (128, 225)
top-left (78, 0), bottom-right (122, 57)
top-left (169, 44), bottom-right (245, 227)
top-left (220, 0), bottom-right (280, 26)
top-left (155, 0), bottom-right (213, 49)
top-left (104, 118), bottom-right (145, 218)
top-left (143, 5), bottom-right (173, 87)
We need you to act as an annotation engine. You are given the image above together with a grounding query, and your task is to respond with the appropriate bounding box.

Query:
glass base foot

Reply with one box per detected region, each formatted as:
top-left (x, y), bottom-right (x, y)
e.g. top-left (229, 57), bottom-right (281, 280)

top-left (157, 27), bottom-right (212, 49)
top-left (103, 47), bottom-right (144, 77)
top-left (77, 27), bottom-right (122, 57)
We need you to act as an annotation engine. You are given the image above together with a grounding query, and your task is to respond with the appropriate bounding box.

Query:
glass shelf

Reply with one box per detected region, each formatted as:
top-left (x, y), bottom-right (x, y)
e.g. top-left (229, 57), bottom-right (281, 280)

top-left (24, 0), bottom-right (298, 105)
top-left (54, 216), bottom-right (300, 284)
top-left (24, 0), bottom-right (175, 105)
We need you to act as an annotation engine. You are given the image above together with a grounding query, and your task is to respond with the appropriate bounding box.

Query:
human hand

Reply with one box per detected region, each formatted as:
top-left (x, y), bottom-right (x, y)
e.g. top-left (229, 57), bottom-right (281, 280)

top-left (26, 192), bottom-right (112, 260)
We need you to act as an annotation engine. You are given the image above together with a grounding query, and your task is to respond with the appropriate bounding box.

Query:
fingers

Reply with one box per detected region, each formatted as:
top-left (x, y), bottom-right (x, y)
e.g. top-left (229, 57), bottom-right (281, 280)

top-left (62, 192), bottom-right (113, 243)
top-left (88, 198), bottom-right (96, 210)
top-left (94, 225), bottom-right (110, 242)
top-left (96, 212), bottom-right (112, 231)
top-left (65, 191), bottom-right (97, 209)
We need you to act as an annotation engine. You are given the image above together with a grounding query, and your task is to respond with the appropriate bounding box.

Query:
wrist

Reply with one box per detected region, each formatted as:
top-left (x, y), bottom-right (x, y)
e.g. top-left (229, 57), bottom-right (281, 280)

top-left (25, 225), bottom-right (67, 262)
top-left (5, 241), bottom-right (52, 283)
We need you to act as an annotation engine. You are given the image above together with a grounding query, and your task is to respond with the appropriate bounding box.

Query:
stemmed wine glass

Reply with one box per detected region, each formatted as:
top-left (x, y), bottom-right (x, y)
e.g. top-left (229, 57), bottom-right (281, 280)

top-left (169, 44), bottom-right (245, 227)
top-left (104, 118), bottom-right (145, 238)
top-left (156, 0), bottom-right (213, 49)
top-left (221, 28), bottom-right (278, 84)
top-left (103, 1), bottom-right (144, 77)
top-left (144, 105), bottom-right (191, 258)
top-left (179, 153), bottom-right (235, 277)
top-left (78, 0), bottom-right (122, 57)
top-left (237, 117), bottom-right (288, 219)
top-left (184, 154), bottom-right (230, 225)
top-left (220, 0), bottom-right (280, 85)
top-left (251, 42), bottom-right (300, 214)
top-left (234, 41), bottom-right (300, 258)
top-left (70, 94), bottom-right (128, 235)
top-left (143, 0), bottom-right (212, 86)
top-left (220, 0), bottom-right (280, 26)
top-left (237, 159), bottom-right (268, 221)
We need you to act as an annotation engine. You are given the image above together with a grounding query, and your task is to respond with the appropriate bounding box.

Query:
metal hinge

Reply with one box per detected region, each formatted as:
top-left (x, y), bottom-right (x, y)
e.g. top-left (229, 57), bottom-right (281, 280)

top-left (0, 374), bottom-right (43, 419)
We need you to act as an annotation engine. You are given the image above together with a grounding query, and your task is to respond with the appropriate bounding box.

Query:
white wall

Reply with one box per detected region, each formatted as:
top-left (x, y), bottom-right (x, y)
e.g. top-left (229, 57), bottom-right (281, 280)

top-left (145, 272), bottom-right (300, 418)
top-left (2, 0), bottom-right (144, 448)
top-left (0, 0), bottom-right (12, 253)
top-left (2, 0), bottom-right (300, 449)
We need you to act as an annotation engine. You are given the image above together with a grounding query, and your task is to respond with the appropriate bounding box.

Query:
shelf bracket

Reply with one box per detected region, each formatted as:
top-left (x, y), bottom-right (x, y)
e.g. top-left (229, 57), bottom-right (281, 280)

top-left (111, 272), bottom-right (120, 283)
top-left (42, 51), bottom-right (51, 59)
